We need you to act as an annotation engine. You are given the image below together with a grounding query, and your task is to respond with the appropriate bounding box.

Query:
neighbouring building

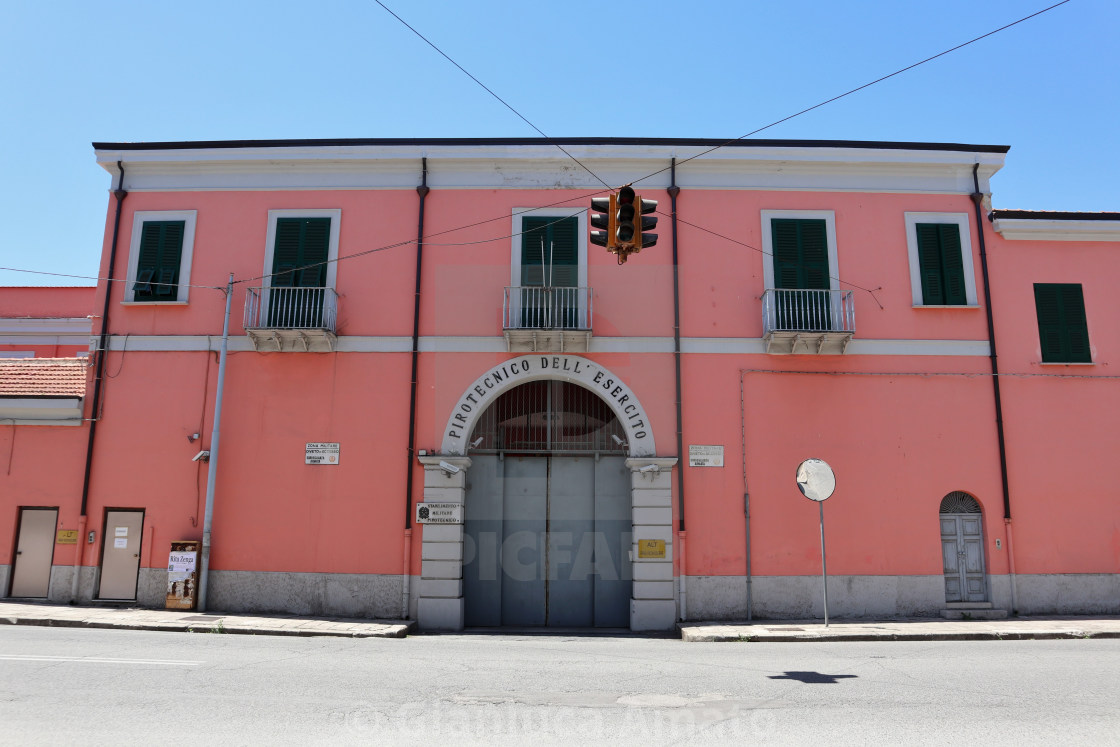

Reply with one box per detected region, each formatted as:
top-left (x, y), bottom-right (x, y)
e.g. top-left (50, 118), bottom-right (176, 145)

top-left (2, 137), bottom-right (1118, 631)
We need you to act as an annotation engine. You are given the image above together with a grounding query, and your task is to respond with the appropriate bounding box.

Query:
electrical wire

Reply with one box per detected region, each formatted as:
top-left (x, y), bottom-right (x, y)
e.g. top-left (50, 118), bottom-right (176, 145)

top-left (3, 4), bottom-right (1072, 294)
top-left (0, 265), bottom-right (226, 292)
top-left (739, 367), bottom-right (1120, 380)
top-left (371, 0), bottom-right (612, 191)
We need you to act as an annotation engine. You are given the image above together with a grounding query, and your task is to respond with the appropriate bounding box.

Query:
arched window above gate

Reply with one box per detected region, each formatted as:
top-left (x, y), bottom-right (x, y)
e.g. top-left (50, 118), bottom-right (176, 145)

top-left (939, 491), bottom-right (981, 513)
top-left (468, 380), bottom-right (627, 455)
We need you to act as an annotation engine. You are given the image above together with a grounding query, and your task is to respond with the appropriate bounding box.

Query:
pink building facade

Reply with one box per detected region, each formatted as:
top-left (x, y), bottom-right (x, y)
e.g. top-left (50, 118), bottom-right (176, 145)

top-left (2, 138), bottom-right (1117, 631)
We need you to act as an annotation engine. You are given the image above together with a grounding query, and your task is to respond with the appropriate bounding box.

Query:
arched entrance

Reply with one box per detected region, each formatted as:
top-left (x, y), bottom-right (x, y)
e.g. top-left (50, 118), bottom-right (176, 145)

top-left (939, 491), bottom-right (988, 602)
top-left (463, 380), bottom-right (631, 627)
top-left (416, 355), bottom-right (676, 632)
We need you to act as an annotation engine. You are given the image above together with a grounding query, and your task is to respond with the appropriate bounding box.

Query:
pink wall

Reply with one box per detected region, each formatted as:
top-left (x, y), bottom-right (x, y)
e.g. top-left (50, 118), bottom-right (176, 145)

top-left (5, 175), bottom-right (1109, 600)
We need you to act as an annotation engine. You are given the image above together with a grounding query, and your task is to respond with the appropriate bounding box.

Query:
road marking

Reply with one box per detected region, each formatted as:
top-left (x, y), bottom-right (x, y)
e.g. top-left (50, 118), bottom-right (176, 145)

top-left (0, 654), bottom-right (203, 666)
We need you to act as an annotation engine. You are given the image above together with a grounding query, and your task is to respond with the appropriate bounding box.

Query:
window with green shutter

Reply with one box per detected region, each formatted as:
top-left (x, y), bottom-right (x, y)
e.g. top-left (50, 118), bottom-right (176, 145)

top-left (519, 215), bottom-right (580, 328)
top-left (915, 223), bottom-right (967, 305)
top-left (1034, 283), bottom-right (1091, 363)
top-left (269, 217), bottom-right (331, 327)
top-left (771, 218), bottom-right (831, 329)
top-left (133, 221), bottom-right (185, 301)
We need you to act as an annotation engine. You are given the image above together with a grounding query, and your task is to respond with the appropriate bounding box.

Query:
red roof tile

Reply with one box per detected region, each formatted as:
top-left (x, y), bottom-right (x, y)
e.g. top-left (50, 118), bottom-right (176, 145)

top-left (0, 357), bottom-right (87, 397)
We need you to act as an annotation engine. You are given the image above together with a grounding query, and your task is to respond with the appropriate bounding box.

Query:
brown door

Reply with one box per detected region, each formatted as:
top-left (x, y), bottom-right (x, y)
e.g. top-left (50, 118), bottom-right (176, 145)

top-left (97, 510), bottom-right (144, 600)
top-left (10, 508), bottom-right (58, 597)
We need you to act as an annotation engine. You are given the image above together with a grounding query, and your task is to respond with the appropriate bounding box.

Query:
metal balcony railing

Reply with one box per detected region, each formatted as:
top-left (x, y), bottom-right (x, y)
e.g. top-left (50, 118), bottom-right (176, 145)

top-left (244, 287), bottom-right (338, 332)
top-left (761, 288), bottom-right (855, 335)
top-left (503, 286), bottom-right (592, 330)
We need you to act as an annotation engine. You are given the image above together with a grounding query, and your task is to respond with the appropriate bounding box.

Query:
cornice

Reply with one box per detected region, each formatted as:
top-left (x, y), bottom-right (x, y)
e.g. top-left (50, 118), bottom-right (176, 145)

top-left (992, 218), bottom-right (1120, 242)
top-left (94, 142), bottom-right (1005, 195)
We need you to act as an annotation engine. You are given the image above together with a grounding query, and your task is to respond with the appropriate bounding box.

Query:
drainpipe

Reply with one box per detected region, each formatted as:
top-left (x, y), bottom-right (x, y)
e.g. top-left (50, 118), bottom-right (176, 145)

top-left (402, 158), bottom-right (429, 619)
top-left (668, 159), bottom-right (687, 620)
top-left (196, 274), bottom-right (234, 613)
top-left (739, 370), bottom-right (753, 621)
top-left (971, 163), bottom-right (1017, 614)
top-left (72, 160), bottom-right (127, 603)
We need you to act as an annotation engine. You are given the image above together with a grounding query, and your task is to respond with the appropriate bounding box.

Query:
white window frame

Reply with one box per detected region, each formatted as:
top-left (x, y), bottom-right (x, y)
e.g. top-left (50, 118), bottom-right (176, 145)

top-left (509, 208), bottom-right (588, 326)
top-left (510, 208), bottom-right (588, 288)
top-left (122, 210), bottom-right (197, 304)
top-left (262, 209), bottom-right (341, 300)
top-left (904, 212), bottom-right (979, 307)
top-left (760, 210), bottom-right (839, 290)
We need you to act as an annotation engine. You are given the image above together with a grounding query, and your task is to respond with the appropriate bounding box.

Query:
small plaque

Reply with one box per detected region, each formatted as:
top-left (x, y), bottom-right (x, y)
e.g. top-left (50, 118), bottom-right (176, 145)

top-left (306, 442), bottom-right (340, 465)
top-left (638, 539), bottom-right (666, 559)
top-left (689, 445), bottom-right (724, 468)
top-left (56, 530), bottom-right (78, 544)
top-left (416, 503), bottom-right (463, 524)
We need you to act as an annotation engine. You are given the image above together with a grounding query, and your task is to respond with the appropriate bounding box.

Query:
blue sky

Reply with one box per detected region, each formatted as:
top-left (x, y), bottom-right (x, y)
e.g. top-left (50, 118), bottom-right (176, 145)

top-left (1, 0), bottom-right (1116, 286)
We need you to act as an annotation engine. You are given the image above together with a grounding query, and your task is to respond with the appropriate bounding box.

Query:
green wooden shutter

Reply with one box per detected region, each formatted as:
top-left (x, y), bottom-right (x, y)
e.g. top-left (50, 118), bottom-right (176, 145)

top-left (916, 223), bottom-right (966, 305)
top-left (272, 217), bottom-right (330, 288)
top-left (133, 221), bottom-right (185, 300)
top-left (520, 216), bottom-right (578, 287)
top-left (1035, 283), bottom-right (1090, 363)
top-left (771, 219), bottom-right (829, 290)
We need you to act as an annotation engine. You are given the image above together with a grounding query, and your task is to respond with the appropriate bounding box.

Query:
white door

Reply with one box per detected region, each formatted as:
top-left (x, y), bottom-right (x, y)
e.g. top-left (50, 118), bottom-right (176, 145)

top-left (10, 508), bottom-right (58, 598)
top-left (98, 510), bottom-right (144, 600)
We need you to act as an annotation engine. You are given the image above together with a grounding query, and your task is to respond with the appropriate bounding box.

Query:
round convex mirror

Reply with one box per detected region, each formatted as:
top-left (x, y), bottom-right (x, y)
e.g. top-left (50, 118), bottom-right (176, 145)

top-left (795, 458), bottom-right (836, 502)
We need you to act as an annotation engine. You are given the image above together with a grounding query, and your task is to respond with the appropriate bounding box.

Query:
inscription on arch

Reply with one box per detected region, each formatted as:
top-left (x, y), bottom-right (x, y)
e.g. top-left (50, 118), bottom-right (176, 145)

top-left (441, 355), bottom-right (656, 457)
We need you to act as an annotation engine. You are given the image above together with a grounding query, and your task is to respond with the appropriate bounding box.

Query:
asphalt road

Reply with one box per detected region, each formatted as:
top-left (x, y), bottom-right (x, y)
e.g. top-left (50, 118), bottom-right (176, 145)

top-left (1, 627), bottom-right (1117, 745)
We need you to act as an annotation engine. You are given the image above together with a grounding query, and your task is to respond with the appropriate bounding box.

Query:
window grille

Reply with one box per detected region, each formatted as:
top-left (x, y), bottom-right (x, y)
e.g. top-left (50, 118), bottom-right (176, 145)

top-left (939, 491), bottom-right (981, 514)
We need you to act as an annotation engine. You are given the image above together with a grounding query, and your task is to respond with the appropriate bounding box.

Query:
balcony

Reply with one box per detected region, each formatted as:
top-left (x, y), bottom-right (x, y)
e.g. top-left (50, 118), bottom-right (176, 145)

top-left (244, 287), bottom-right (338, 352)
top-left (503, 286), bottom-right (592, 353)
top-left (761, 288), bottom-right (855, 354)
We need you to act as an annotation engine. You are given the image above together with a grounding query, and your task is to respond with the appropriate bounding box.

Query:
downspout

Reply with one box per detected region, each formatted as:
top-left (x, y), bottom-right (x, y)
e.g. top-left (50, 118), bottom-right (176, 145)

top-left (668, 158), bottom-right (687, 620)
top-left (72, 160), bottom-right (127, 603)
top-left (971, 163), bottom-right (1017, 614)
top-left (402, 158), bottom-right (429, 619)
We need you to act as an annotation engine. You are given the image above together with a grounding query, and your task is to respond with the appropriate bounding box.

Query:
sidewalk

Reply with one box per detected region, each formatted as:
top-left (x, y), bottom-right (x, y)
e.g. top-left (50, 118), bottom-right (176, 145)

top-left (0, 601), bottom-right (413, 639)
top-left (2, 601), bottom-right (1117, 642)
top-left (679, 616), bottom-right (1120, 642)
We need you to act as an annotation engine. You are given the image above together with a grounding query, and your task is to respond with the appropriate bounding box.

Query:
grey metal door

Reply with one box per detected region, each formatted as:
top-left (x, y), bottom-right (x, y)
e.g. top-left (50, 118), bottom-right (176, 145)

top-left (464, 455), bottom-right (630, 627)
top-left (98, 510), bottom-right (144, 600)
top-left (10, 508), bottom-right (58, 598)
top-left (941, 514), bottom-right (987, 602)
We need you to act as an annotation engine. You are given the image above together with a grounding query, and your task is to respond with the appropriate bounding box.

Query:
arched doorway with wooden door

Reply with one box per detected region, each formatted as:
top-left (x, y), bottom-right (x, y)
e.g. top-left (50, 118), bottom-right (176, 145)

top-left (939, 491), bottom-right (989, 603)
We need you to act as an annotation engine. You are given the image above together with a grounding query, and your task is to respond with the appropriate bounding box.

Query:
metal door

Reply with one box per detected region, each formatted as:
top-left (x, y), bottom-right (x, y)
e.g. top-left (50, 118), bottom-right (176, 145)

top-left (9, 508), bottom-right (58, 598)
top-left (464, 455), bottom-right (631, 627)
top-left (98, 510), bottom-right (144, 600)
top-left (941, 514), bottom-right (987, 602)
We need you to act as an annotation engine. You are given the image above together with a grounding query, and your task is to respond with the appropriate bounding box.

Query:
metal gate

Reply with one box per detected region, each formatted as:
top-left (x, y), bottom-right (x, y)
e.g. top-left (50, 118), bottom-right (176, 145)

top-left (464, 454), bottom-right (631, 627)
top-left (9, 508), bottom-right (58, 598)
top-left (940, 492), bottom-right (987, 602)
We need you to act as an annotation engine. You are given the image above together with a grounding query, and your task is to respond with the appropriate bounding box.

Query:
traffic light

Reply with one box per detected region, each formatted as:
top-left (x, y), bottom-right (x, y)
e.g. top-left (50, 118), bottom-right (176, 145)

top-left (590, 186), bottom-right (658, 264)
top-left (616, 186), bottom-right (637, 245)
top-left (589, 194), bottom-right (616, 250)
top-left (636, 195), bottom-right (658, 249)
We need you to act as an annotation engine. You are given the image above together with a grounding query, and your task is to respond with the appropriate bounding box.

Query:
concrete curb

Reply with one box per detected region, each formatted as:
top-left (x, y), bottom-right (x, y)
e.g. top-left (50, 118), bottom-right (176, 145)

top-left (679, 618), bottom-right (1120, 643)
top-left (0, 609), bottom-right (414, 639)
top-left (680, 629), bottom-right (1120, 643)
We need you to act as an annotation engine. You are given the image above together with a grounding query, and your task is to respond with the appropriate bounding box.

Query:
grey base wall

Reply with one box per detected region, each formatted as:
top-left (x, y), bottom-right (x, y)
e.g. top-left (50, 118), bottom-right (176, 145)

top-left (206, 570), bottom-right (405, 619)
top-left (684, 573), bottom-right (1120, 620)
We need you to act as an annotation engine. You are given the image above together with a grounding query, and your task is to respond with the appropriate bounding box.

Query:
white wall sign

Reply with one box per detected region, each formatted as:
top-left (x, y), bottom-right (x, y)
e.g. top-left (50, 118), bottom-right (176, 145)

top-left (416, 503), bottom-right (463, 525)
top-left (113, 537), bottom-right (128, 549)
top-left (114, 526), bottom-right (128, 537)
top-left (689, 445), bottom-right (724, 467)
top-left (306, 443), bottom-right (340, 465)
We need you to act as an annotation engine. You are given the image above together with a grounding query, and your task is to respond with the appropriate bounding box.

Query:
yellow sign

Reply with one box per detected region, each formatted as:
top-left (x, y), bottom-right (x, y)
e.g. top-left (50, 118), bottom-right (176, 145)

top-left (638, 539), bottom-right (666, 559)
top-left (56, 530), bottom-right (78, 544)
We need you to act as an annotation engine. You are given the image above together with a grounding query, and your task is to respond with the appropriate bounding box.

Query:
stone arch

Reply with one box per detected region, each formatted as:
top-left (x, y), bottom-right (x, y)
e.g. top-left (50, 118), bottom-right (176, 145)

top-left (440, 354), bottom-right (657, 457)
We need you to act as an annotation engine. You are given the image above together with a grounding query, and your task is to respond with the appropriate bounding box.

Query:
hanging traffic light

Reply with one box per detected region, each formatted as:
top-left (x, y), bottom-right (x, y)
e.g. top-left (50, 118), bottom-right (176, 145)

top-left (616, 186), bottom-right (637, 245)
top-left (589, 194), bottom-right (616, 250)
top-left (590, 186), bottom-right (658, 264)
top-left (635, 195), bottom-right (658, 249)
